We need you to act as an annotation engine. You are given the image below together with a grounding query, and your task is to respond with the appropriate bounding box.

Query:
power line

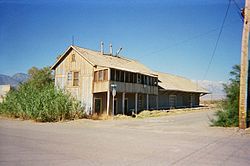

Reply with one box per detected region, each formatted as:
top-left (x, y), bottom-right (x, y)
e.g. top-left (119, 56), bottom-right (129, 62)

top-left (137, 19), bottom-right (239, 60)
top-left (232, 0), bottom-right (244, 22)
top-left (232, 0), bottom-right (241, 11)
top-left (202, 0), bottom-right (232, 80)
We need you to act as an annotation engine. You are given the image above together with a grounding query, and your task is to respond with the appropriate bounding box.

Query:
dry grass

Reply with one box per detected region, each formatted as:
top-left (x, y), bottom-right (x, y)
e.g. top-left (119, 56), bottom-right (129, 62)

top-left (136, 107), bottom-right (210, 119)
top-left (114, 114), bottom-right (132, 120)
top-left (89, 107), bottom-right (211, 121)
top-left (90, 113), bottom-right (113, 120)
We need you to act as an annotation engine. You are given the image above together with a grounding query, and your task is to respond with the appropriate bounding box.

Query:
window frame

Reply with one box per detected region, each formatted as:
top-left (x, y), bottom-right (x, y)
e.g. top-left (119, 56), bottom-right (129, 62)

top-left (73, 71), bottom-right (79, 86)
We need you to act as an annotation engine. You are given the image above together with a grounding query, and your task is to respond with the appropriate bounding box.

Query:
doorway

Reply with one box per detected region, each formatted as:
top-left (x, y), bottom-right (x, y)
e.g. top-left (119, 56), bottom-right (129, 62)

top-left (94, 98), bottom-right (102, 114)
top-left (169, 95), bottom-right (177, 108)
top-left (124, 98), bottom-right (128, 115)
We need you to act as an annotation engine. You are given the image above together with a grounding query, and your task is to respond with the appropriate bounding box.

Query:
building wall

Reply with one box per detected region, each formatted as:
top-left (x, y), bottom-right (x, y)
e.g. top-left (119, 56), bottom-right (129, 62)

top-left (53, 48), bottom-right (203, 115)
top-left (111, 81), bottom-right (158, 95)
top-left (93, 92), bottom-right (159, 115)
top-left (54, 48), bottom-right (94, 114)
top-left (0, 85), bottom-right (11, 103)
top-left (93, 92), bottom-right (107, 115)
top-left (158, 91), bottom-right (201, 109)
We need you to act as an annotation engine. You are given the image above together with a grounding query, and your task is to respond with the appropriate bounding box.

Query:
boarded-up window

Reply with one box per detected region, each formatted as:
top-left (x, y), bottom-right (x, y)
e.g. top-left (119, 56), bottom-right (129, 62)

top-left (73, 72), bottom-right (79, 86)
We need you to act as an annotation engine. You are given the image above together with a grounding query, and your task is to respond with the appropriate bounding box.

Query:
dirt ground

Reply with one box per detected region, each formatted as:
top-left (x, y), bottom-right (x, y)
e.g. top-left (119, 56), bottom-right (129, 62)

top-left (0, 108), bottom-right (249, 166)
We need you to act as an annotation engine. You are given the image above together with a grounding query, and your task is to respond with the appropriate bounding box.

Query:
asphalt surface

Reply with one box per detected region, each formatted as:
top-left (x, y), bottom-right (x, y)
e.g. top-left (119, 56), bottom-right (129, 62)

top-left (0, 109), bottom-right (250, 166)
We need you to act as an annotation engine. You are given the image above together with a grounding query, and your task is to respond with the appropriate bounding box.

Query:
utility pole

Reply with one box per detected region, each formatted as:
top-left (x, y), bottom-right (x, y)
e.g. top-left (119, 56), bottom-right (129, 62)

top-left (239, 0), bottom-right (249, 129)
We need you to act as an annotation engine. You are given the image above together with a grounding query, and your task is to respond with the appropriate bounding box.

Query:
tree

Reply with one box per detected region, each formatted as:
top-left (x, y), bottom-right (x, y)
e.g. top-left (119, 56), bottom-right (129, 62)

top-left (0, 66), bottom-right (84, 122)
top-left (212, 64), bottom-right (240, 127)
top-left (27, 66), bottom-right (53, 90)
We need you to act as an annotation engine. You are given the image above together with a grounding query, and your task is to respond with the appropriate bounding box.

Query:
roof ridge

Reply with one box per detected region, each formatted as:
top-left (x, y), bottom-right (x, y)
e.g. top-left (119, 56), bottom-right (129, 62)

top-left (72, 45), bottom-right (101, 54)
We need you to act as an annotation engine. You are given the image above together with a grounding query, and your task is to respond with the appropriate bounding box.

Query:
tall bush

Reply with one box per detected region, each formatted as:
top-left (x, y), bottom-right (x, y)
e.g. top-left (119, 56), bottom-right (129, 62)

top-left (0, 67), bottom-right (84, 122)
top-left (211, 65), bottom-right (240, 127)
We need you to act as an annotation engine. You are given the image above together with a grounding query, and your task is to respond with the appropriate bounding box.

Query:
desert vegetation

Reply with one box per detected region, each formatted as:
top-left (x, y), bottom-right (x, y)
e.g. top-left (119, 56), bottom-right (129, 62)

top-left (211, 65), bottom-right (240, 127)
top-left (0, 67), bottom-right (84, 122)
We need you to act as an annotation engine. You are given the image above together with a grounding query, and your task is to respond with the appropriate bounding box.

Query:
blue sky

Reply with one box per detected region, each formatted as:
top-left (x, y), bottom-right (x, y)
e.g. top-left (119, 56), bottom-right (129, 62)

top-left (0, 0), bottom-right (245, 82)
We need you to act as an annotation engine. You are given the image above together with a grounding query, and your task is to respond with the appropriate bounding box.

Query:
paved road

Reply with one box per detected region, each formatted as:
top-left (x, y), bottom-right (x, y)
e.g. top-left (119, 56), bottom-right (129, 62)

top-left (0, 109), bottom-right (249, 166)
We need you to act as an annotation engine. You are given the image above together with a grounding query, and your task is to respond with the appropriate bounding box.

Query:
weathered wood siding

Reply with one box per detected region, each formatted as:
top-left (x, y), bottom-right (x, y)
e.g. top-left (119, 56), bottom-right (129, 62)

top-left (110, 81), bottom-right (158, 95)
top-left (158, 91), bottom-right (200, 109)
top-left (93, 81), bottom-right (109, 93)
top-left (54, 48), bottom-right (94, 113)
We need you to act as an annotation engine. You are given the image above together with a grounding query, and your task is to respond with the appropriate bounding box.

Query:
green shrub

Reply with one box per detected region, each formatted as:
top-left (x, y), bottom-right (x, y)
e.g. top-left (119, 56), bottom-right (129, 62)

top-left (0, 66), bottom-right (85, 122)
top-left (211, 65), bottom-right (240, 127)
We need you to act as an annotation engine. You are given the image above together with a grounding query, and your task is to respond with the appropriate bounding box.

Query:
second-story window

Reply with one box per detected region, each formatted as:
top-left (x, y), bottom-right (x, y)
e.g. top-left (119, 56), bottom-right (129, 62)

top-left (73, 72), bottom-right (79, 86)
top-left (67, 71), bottom-right (72, 81)
top-left (104, 69), bottom-right (108, 80)
top-left (98, 70), bottom-right (104, 81)
top-left (94, 70), bottom-right (108, 82)
top-left (71, 54), bottom-right (76, 62)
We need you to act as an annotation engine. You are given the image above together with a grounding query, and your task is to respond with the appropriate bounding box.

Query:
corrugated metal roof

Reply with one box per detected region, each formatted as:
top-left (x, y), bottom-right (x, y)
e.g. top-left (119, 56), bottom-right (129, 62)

top-left (156, 72), bottom-right (209, 94)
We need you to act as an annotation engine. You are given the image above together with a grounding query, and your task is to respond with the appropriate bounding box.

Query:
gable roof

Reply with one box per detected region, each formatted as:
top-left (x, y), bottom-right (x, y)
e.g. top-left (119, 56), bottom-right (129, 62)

top-left (51, 45), bottom-right (157, 77)
top-left (156, 72), bottom-right (209, 94)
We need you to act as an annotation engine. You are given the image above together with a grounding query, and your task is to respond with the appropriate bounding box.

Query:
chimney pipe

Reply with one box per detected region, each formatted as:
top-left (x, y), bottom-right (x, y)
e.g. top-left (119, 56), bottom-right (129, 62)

top-left (109, 44), bottom-right (113, 55)
top-left (101, 41), bottom-right (104, 55)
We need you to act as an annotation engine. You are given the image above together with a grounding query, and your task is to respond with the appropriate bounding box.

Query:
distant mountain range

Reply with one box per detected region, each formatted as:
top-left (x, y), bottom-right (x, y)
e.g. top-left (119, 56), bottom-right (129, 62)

top-left (0, 73), bottom-right (225, 100)
top-left (194, 80), bottom-right (226, 100)
top-left (0, 73), bottom-right (29, 87)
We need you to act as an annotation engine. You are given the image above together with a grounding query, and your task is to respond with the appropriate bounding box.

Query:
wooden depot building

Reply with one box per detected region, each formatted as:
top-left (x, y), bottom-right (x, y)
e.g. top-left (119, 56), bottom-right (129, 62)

top-left (51, 44), bottom-right (208, 115)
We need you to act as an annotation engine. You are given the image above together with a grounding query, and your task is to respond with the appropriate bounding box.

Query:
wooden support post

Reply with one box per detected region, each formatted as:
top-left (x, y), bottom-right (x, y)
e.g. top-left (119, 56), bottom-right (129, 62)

top-left (146, 94), bottom-right (149, 110)
top-left (239, 0), bottom-right (249, 129)
top-left (135, 93), bottom-right (138, 114)
top-left (107, 68), bottom-right (110, 115)
top-left (107, 91), bottom-right (110, 115)
top-left (122, 92), bottom-right (125, 115)
top-left (156, 95), bottom-right (158, 110)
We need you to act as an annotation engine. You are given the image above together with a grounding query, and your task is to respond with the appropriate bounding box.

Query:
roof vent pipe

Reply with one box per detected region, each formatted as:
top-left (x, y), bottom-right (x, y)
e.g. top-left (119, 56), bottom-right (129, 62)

top-left (101, 41), bottom-right (104, 55)
top-left (116, 47), bottom-right (123, 56)
top-left (109, 44), bottom-right (113, 55)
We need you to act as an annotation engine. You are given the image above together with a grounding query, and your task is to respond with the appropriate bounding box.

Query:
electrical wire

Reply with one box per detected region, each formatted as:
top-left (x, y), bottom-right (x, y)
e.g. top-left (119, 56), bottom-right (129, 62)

top-left (140, 20), bottom-right (239, 58)
top-left (232, 0), bottom-right (244, 22)
top-left (202, 0), bottom-right (232, 80)
top-left (232, 0), bottom-right (241, 11)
